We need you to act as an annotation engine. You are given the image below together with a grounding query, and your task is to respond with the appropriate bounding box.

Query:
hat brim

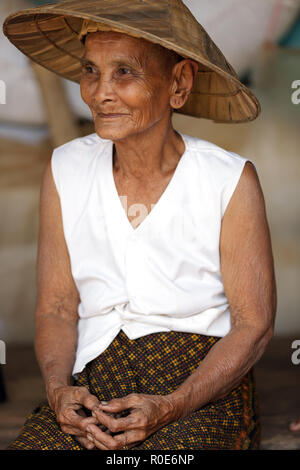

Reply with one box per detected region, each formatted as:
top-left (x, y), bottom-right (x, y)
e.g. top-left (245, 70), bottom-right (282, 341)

top-left (3, 5), bottom-right (261, 123)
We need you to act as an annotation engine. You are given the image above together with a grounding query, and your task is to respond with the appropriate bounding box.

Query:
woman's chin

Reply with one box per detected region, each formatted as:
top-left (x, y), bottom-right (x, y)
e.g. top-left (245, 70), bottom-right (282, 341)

top-left (94, 123), bottom-right (138, 142)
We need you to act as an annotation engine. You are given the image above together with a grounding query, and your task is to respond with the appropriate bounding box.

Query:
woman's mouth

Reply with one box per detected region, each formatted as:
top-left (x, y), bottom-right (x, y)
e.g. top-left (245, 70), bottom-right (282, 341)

top-left (98, 113), bottom-right (127, 119)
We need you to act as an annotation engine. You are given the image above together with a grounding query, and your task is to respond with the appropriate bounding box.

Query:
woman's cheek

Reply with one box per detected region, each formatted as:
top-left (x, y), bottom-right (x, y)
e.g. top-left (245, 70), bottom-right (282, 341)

top-left (80, 78), bottom-right (97, 107)
top-left (118, 78), bottom-right (153, 107)
top-left (80, 79), bottom-right (90, 106)
top-left (131, 102), bottom-right (158, 130)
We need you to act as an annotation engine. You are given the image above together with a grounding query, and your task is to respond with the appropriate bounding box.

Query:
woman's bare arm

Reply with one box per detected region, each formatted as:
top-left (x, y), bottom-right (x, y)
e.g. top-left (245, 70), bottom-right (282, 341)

top-left (33, 157), bottom-right (106, 449)
top-left (34, 157), bottom-right (80, 397)
top-left (167, 161), bottom-right (277, 418)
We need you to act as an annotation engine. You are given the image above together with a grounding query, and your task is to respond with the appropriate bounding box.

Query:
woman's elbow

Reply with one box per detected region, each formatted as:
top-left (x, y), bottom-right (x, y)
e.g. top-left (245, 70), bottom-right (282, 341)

top-left (252, 316), bottom-right (275, 356)
top-left (257, 286), bottom-right (277, 347)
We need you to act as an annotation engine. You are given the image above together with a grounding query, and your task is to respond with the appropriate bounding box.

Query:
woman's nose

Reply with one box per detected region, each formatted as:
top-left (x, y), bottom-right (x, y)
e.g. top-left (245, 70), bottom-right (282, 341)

top-left (93, 75), bottom-right (115, 103)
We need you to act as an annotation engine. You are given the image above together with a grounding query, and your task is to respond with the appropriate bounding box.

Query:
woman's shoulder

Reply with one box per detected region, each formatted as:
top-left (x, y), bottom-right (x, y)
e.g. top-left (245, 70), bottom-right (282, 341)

top-left (53, 132), bottom-right (109, 159)
top-left (50, 133), bottom-right (110, 194)
top-left (182, 133), bottom-right (257, 218)
top-left (51, 132), bottom-right (110, 176)
top-left (182, 132), bottom-right (251, 167)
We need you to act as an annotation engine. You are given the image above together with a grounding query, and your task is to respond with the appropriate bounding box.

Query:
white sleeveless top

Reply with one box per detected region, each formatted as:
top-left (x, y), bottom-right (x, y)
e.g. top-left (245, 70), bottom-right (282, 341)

top-left (51, 132), bottom-right (254, 375)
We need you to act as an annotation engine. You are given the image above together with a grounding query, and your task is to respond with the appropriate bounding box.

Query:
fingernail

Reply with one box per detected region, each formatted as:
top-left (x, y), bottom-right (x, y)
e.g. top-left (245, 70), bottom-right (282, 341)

top-left (100, 401), bottom-right (108, 406)
top-left (86, 426), bottom-right (92, 433)
top-left (92, 411), bottom-right (96, 417)
top-left (87, 434), bottom-right (94, 442)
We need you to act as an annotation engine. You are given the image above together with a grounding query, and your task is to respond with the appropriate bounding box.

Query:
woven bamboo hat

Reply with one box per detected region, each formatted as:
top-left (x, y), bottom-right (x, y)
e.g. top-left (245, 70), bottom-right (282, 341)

top-left (3, 0), bottom-right (261, 123)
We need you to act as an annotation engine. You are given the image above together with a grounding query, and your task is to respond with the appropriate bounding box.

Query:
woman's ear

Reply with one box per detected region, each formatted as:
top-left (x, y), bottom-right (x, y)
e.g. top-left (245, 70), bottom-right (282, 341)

top-left (170, 59), bottom-right (199, 109)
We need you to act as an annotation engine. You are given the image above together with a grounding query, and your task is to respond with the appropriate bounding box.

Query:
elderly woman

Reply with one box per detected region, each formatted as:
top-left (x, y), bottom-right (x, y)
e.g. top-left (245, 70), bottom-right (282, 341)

top-left (4, 0), bottom-right (276, 450)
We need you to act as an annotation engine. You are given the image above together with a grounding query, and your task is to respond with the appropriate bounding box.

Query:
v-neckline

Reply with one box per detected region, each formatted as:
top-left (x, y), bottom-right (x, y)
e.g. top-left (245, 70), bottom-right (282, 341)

top-left (106, 132), bottom-right (188, 234)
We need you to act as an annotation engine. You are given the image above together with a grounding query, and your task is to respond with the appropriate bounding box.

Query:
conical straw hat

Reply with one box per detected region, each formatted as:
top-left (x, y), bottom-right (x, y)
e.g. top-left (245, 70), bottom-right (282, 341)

top-left (3, 0), bottom-right (261, 123)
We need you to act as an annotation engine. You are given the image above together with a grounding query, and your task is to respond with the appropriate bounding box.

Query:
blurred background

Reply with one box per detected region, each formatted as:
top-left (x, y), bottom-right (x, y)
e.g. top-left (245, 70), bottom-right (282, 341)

top-left (0, 0), bottom-right (299, 450)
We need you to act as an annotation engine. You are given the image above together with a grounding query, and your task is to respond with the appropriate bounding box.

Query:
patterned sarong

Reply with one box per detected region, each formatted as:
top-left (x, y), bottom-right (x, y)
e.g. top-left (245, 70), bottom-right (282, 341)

top-left (7, 330), bottom-right (260, 450)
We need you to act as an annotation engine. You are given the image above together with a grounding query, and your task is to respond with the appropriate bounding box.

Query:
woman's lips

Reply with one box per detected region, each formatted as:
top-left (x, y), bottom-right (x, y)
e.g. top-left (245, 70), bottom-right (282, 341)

top-left (99, 113), bottom-right (127, 118)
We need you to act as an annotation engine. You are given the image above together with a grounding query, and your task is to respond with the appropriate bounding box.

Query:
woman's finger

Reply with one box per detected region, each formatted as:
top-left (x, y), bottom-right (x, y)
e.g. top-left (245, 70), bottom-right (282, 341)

top-left (61, 423), bottom-right (87, 436)
top-left (96, 394), bottom-right (138, 413)
top-left (87, 424), bottom-right (145, 450)
top-left (79, 415), bottom-right (100, 428)
top-left (87, 433), bottom-right (110, 450)
top-left (59, 406), bottom-right (101, 436)
top-left (92, 407), bottom-right (137, 433)
top-left (81, 390), bottom-right (101, 412)
top-left (59, 407), bottom-right (86, 428)
top-left (75, 435), bottom-right (95, 450)
top-left (86, 423), bottom-right (122, 449)
top-left (61, 420), bottom-right (106, 435)
top-left (62, 416), bottom-right (109, 435)
top-left (60, 408), bottom-right (98, 432)
top-left (112, 429), bottom-right (146, 449)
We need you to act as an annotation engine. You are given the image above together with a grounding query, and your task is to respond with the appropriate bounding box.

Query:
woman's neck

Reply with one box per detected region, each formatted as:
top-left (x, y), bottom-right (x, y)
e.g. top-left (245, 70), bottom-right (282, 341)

top-left (112, 119), bottom-right (185, 179)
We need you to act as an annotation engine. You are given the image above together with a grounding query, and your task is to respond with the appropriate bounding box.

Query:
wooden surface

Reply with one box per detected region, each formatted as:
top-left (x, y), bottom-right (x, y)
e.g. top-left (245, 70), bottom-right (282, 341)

top-left (0, 336), bottom-right (299, 450)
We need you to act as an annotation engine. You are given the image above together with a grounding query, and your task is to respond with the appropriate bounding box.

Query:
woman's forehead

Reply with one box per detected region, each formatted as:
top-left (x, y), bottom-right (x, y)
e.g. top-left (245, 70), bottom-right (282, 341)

top-left (84, 31), bottom-right (179, 73)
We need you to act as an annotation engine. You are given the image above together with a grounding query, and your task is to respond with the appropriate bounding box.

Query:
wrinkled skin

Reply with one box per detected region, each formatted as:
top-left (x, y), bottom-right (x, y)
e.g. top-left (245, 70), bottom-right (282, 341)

top-left (47, 382), bottom-right (123, 450)
top-left (80, 31), bottom-right (195, 142)
top-left (47, 31), bottom-right (198, 450)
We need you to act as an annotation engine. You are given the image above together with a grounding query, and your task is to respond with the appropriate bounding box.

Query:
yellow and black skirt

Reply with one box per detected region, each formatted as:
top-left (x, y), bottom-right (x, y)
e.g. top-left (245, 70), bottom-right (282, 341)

top-left (7, 330), bottom-right (260, 450)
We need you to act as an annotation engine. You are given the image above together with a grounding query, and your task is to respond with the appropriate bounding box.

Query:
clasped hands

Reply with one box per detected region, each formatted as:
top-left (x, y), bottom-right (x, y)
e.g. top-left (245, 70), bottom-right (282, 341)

top-left (49, 385), bottom-right (180, 450)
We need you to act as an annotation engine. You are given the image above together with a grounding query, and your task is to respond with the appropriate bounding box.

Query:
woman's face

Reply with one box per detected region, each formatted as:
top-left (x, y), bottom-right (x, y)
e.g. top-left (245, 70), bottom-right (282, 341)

top-left (80, 31), bottom-right (177, 141)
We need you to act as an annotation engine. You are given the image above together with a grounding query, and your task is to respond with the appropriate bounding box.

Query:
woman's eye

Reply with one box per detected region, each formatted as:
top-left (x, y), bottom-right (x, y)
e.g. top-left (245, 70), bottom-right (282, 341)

top-left (118, 67), bottom-right (132, 75)
top-left (82, 65), bottom-right (95, 74)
